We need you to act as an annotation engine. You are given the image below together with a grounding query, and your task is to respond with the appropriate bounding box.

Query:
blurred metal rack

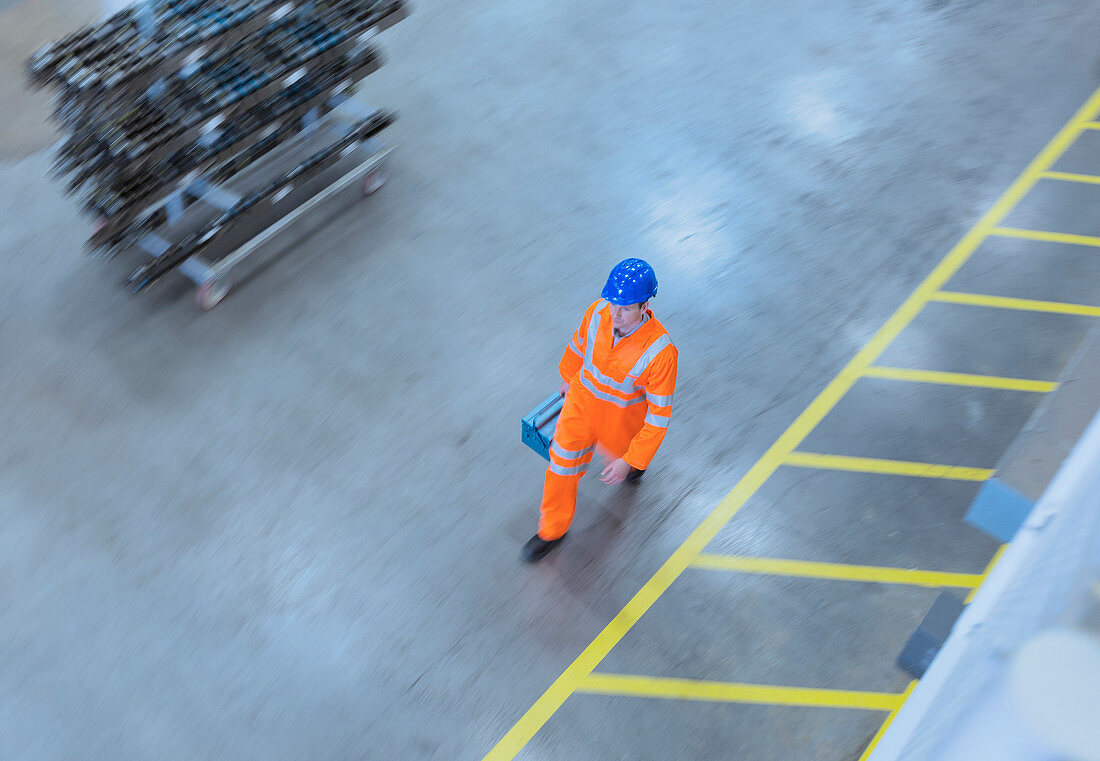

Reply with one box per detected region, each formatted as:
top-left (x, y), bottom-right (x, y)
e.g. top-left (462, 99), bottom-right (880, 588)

top-left (126, 96), bottom-right (393, 309)
top-left (27, 0), bottom-right (408, 310)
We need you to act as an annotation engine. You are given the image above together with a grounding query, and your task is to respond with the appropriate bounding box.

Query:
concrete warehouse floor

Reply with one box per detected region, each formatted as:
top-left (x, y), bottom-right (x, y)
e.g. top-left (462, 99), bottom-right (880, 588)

top-left (3, 1), bottom-right (1100, 760)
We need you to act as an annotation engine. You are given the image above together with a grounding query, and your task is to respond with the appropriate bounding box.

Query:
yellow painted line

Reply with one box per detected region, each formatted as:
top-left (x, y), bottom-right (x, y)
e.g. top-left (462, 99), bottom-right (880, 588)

top-left (691, 553), bottom-right (983, 588)
top-left (931, 290), bottom-right (1100, 317)
top-left (857, 680), bottom-right (918, 761)
top-left (577, 674), bottom-right (903, 712)
top-left (1082, 121), bottom-right (1100, 130)
top-left (964, 543), bottom-right (1008, 604)
top-left (480, 86), bottom-right (1100, 761)
top-left (1040, 169), bottom-right (1100, 185)
top-left (864, 366), bottom-right (1057, 393)
top-left (785, 452), bottom-right (993, 481)
top-left (989, 226), bottom-right (1100, 248)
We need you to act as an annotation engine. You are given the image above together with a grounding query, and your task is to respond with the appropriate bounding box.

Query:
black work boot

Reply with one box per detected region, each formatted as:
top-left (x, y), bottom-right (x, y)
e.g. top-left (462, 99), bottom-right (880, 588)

top-left (625, 467), bottom-right (645, 484)
top-left (522, 533), bottom-right (566, 562)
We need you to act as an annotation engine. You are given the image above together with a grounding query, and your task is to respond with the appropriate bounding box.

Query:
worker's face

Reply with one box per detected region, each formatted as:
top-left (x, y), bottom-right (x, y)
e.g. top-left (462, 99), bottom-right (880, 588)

top-left (610, 301), bottom-right (647, 333)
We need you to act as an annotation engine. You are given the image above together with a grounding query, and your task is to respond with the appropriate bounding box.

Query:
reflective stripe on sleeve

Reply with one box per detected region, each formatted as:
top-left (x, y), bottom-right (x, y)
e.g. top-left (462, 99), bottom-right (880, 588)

top-left (646, 392), bottom-right (674, 407)
top-left (644, 411), bottom-right (671, 428)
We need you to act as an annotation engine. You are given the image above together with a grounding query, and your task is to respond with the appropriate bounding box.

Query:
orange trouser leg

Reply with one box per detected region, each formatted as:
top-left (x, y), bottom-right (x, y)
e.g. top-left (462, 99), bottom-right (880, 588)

top-left (538, 469), bottom-right (582, 540)
top-left (538, 394), bottom-right (596, 540)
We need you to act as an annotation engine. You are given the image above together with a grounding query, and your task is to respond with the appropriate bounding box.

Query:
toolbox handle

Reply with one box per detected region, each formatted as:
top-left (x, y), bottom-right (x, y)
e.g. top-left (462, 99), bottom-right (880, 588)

top-left (533, 392), bottom-right (565, 430)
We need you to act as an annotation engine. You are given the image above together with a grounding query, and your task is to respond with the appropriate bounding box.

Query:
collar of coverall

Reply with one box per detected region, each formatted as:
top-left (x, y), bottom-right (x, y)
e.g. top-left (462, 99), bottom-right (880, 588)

top-left (612, 309), bottom-right (651, 341)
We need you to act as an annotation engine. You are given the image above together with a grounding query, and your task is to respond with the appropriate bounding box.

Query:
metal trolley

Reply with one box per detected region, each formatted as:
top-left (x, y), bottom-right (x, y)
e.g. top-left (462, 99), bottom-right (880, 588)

top-left (122, 95), bottom-right (393, 310)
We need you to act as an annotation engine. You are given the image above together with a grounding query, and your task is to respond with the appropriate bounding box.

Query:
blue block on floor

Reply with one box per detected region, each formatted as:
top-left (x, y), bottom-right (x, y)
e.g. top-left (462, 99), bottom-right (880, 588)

top-left (897, 591), bottom-right (966, 679)
top-left (965, 477), bottom-right (1035, 543)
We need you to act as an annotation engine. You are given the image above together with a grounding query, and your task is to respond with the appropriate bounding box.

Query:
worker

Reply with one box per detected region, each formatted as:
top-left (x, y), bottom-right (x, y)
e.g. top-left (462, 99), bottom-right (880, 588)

top-left (523, 258), bottom-right (678, 562)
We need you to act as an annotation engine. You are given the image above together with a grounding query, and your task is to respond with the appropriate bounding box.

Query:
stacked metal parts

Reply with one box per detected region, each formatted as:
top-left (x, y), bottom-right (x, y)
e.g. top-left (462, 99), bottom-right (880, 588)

top-left (26, 0), bottom-right (407, 308)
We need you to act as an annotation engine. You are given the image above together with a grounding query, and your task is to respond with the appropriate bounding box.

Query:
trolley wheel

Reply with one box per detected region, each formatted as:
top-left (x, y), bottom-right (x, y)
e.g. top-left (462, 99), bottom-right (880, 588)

top-left (362, 170), bottom-right (387, 196)
top-left (195, 277), bottom-right (231, 311)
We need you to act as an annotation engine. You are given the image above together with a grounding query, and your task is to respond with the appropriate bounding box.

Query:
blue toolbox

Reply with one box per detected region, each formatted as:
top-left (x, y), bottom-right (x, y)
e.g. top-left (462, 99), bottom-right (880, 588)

top-left (521, 392), bottom-right (564, 461)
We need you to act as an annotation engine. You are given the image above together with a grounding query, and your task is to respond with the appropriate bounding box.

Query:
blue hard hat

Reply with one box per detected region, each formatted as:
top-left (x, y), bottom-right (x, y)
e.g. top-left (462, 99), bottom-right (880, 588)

top-left (601, 258), bottom-right (658, 305)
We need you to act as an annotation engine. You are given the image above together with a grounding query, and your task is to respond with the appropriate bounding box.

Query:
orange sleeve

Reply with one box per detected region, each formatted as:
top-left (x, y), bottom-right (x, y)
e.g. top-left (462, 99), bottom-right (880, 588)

top-left (623, 344), bottom-right (677, 470)
top-left (558, 301), bottom-right (598, 383)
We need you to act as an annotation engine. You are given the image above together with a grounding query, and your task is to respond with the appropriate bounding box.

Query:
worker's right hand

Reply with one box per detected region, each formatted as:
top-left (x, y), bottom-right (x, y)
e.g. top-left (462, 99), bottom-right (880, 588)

top-left (558, 381), bottom-right (570, 397)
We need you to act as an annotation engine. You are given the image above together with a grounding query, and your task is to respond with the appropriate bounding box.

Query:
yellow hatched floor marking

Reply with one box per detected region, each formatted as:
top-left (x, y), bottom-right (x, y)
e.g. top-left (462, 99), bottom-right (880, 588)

top-left (856, 680), bottom-right (918, 761)
top-left (691, 553), bottom-right (983, 588)
top-left (964, 543), bottom-right (1008, 604)
top-left (931, 290), bottom-right (1100, 317)
top-left (481, 86), bottom-right (1100, 761)
top-left (990, 226), bottom-right (1100, 247)
top-left (577, 674), bottom-right (903, 712)
top-left (1040, 169), bottom-right (1100, 185)
top-left (863, 366), bottom-right (1056, 393)
top-left (784, 452), bottom-right (993, 481)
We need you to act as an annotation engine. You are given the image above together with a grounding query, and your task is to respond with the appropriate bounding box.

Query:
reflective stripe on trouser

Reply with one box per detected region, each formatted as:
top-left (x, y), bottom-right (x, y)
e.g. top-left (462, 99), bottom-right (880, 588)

top-left (538, 385), bottom-right (645, 540)
top-left (539, 467), bottom-right (586, 540)
top-left (549, 440), bottom-right (595, 476)
top-left (539, 394), bottom-right (597, 539)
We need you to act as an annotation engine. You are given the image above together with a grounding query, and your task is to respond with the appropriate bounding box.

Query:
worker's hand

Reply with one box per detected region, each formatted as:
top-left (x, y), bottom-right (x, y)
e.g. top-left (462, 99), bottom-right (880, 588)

top-left (600, 458), bottom-right (632, 485)
top-left (558, 381), bottom-right (570, 397)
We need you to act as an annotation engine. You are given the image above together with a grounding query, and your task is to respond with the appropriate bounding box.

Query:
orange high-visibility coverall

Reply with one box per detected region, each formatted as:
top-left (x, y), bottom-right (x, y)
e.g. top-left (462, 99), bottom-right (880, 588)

top-left (539, 299), bottom-right (678, 540)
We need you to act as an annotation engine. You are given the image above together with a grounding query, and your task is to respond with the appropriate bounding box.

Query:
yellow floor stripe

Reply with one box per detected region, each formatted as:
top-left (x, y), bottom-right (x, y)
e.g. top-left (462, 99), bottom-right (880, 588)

top-left (989, 226), bottom-right (1100, 248)
top-left (931, 290), bottom-right (1100, 317)
top-left (857, 680), bottom-right (918, 761)
top-left (1082, 121), bottom-right (1100, 130)
top-left (864, 366), bottom-right (1056, 393)
top-left (1040, 169), bottom-right (1100, 185)
top-left (964, 543), bottom-right (1008, 604)
top-left (691, 554), bottom-right (983, 588)
top-left (785, 452), bottom-right (993, 481)
top-left (480, 86), bottom-right (1100, 761)
top-left (578, 674), bottom-right (903, 712)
